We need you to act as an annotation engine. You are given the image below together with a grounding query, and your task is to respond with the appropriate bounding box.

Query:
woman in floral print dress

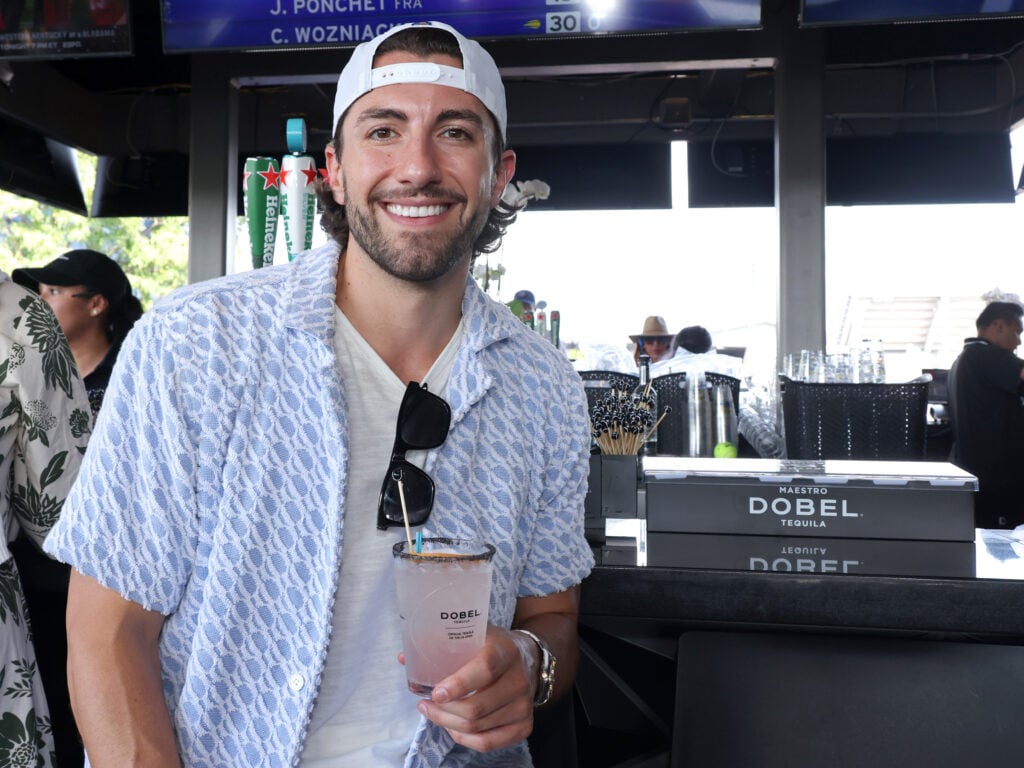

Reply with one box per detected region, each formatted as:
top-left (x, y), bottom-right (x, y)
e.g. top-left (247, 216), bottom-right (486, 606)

top-left (0, 270), bottom-right (91, 767)
top-left (12, 249), bottom-right (142, 768)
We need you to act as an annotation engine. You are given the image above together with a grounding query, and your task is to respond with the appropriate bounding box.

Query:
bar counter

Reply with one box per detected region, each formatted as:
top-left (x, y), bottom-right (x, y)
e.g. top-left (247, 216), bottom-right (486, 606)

top-left (559, 532), bottom-right (1024, 768)
top-left (581, 559), bottom-right (1024, 645)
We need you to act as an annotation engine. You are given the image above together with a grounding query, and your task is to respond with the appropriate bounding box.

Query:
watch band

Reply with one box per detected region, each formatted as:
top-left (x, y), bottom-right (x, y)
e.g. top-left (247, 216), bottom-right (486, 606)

top-left (513, 629), bottom-right (557, 707)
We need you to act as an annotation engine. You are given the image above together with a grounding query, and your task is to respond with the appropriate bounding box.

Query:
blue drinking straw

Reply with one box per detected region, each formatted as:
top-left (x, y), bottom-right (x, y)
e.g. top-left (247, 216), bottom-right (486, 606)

top-left (415, 531), bottom-right (423, 554)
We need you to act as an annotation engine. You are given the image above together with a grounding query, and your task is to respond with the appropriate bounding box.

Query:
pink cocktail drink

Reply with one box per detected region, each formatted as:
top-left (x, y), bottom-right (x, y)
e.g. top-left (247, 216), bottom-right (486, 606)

top-left (393, 538), bottom-right (495, 698)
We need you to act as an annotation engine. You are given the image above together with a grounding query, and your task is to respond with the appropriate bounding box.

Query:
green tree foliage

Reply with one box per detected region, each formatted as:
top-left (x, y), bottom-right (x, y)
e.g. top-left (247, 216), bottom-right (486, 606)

top-left (0, 153), bottom-right (189, 310)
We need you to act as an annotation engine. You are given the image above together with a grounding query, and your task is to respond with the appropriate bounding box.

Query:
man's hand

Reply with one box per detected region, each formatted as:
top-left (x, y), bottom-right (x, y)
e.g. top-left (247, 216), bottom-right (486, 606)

top-left (414, 585), bottom-right (580, 753)
top-left (414, 626), bottom-right (536, 752)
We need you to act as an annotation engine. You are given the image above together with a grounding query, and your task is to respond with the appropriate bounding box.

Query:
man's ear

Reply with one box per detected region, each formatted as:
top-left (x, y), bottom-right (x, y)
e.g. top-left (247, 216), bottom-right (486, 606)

top-left (492, 149), bottom-right (517, 208)
top-left (324, 143), bottom-right (345, 205)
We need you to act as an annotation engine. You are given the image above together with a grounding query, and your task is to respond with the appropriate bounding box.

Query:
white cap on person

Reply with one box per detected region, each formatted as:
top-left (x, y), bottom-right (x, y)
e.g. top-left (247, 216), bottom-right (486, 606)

top-left (331, 21), bottom-right (507, 141)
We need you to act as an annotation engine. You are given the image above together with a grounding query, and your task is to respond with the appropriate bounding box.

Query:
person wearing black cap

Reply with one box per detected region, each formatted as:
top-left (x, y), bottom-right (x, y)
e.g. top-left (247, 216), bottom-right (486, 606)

top-left (14, 249), bottom-right (144, 415)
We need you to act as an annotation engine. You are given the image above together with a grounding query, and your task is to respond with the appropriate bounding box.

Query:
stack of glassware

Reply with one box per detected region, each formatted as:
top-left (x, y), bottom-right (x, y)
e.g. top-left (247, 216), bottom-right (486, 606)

top-left (783, 340), bottom-right (886, 383)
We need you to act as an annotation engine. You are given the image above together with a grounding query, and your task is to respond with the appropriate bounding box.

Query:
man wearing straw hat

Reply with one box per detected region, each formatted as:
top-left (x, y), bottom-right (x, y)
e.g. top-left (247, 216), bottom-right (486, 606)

top-left (629, 315), bottom-right (675, 363)
top-left (46, 20), bottom-right (592, 768)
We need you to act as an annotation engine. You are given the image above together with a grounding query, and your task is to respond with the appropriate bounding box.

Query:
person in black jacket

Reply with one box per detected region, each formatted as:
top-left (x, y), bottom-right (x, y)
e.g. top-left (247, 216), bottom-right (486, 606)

top-left (948, 301), bottom-right (1024, 529)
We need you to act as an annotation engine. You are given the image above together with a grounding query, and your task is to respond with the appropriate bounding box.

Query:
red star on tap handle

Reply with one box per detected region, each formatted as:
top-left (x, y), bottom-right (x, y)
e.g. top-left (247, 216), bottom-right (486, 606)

top-left (258, 167), bottom-right (281, 190)
top-left (279, 167), bottom-right (318, 188)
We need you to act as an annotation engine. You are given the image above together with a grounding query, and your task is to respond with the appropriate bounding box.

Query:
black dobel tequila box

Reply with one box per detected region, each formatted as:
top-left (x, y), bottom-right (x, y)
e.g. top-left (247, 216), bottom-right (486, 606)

top-left (644, 457), bottom-right (977, 577)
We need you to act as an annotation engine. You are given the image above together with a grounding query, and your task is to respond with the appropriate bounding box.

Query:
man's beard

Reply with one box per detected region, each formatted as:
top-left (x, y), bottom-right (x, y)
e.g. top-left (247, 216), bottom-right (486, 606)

top-left (344, 182), bottom-right (490, 283)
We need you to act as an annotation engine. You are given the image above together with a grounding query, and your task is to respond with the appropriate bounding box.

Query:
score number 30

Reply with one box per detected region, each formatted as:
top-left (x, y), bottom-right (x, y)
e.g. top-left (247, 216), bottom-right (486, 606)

top-left (546, 11), bottom-right (582, 33)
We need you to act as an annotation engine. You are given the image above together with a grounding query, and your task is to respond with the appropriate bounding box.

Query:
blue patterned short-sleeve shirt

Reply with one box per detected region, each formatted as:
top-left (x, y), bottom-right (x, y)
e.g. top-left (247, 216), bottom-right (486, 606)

top-left (45, 242), bottom-right (594, 767)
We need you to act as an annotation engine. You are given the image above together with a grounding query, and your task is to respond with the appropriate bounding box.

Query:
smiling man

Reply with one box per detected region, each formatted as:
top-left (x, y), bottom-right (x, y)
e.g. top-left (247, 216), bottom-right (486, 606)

top-left (46, 21), bottom-right (593, 768)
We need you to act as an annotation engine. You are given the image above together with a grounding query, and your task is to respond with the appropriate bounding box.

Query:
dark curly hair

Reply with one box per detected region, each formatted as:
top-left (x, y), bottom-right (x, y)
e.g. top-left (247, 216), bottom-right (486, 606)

top-left (314, 26), bottom-right (518, 260)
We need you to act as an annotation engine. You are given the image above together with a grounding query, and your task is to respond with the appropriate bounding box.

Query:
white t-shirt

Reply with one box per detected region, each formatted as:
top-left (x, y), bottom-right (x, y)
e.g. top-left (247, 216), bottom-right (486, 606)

top-left (299, 308), bottom-right (463, 766)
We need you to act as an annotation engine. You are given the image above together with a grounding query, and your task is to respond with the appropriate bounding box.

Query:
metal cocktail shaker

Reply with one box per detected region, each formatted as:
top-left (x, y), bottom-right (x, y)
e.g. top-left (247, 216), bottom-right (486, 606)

top-left (687, 374), bottom-right (713, 457)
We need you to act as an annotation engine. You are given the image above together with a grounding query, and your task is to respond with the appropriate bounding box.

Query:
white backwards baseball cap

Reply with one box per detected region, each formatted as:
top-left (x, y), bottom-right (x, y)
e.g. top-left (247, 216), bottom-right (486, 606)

top-left (332, 21), bottom-right (507, 141)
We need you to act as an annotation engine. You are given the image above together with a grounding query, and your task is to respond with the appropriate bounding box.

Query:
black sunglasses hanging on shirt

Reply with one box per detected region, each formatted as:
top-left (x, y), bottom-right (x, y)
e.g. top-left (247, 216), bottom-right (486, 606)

top-left (376, 381), bottom-right (452, 531)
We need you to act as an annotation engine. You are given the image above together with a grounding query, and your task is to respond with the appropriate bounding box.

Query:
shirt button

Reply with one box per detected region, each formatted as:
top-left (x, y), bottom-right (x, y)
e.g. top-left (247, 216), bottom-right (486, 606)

top-left (288, 674), bottom-right (305, 692)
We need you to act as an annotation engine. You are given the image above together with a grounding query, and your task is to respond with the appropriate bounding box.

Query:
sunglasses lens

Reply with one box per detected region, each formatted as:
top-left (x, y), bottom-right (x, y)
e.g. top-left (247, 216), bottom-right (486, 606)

top-left (398, 387), bottom-right (451, 450)
top-left (379, 462), bottom-right (434, 525)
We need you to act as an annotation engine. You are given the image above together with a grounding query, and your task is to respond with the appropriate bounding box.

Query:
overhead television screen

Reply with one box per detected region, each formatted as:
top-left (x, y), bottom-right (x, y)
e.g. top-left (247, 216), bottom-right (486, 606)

top-left (161, 0), bottom-right (762, 53)
top-left (802, 0), bottom-right (1024, 25)
top-left (0, 0), bottom-right (131, 60)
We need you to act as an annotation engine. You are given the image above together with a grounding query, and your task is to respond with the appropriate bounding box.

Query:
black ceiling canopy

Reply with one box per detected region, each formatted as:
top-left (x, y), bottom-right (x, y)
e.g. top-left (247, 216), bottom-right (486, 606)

top-left (91, 153), bottom-right (189, 217)
top-left (0, 116), bottom-right (86, 215)
top-left (1, 0), bottom-right (1023, 215)
top-left (687, 133), bottom-right (1016, 208)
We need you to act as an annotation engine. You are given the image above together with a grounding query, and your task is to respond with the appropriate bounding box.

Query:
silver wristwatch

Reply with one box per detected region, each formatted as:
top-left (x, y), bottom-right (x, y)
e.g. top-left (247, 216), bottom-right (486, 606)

top-left (514, 629), bottom-right (557, 707)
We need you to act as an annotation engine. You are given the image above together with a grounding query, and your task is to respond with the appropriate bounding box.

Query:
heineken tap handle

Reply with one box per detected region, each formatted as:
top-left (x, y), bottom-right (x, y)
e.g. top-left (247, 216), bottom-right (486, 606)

top-left (243, 156), bottom-right (280, 269)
